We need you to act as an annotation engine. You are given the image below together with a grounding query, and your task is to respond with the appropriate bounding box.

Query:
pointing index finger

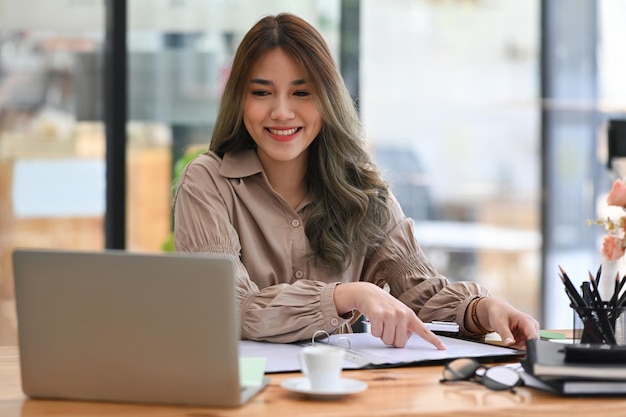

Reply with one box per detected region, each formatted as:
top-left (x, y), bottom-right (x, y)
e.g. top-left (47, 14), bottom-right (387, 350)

top-left (411, 320), bottom-right (447, 350)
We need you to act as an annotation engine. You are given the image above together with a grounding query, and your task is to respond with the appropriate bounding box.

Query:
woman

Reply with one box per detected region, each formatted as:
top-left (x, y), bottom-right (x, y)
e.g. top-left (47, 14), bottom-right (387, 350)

top-left (174, 13), bottom-right (539, 349)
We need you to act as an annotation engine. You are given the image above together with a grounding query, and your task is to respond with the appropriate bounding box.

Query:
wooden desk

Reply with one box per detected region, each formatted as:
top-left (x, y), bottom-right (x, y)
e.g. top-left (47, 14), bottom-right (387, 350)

top-left (1, 346), bottom-right (625, 417)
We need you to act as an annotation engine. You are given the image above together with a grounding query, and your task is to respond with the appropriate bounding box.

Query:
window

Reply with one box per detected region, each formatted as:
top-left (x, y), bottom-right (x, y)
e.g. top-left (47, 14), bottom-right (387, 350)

top-left (361, 1), bottom-right (541, 320)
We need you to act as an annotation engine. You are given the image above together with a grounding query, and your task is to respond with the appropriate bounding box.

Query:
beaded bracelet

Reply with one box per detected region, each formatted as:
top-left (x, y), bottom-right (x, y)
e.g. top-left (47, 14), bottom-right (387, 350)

top-left (471, 297), bottom-right (491, 334)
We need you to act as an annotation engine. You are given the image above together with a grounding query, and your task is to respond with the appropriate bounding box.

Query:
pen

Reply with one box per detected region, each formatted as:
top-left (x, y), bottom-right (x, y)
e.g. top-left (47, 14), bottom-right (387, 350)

top-left (558, 267), bottom-right (605, 344)
top-left (616, 280), bottom-right (626, 309)
top-left (361, 320), bottom-right (459, 333)
top-left (613, 274), bottom-right (626, 309)
top-left (424, 321), bottom-right (460, 333)
top-left (558, 266), bottom-right (587, 307)
top-left (581, 281), bottom-right (592, 306)
top-left (588, 271), bottom-right (603, 307)
top-left (588, 271), bottom-right (616, 344)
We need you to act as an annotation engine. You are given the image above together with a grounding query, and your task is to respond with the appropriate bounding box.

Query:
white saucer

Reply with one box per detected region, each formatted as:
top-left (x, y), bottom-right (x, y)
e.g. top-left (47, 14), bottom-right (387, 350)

top-left (280, 377), bottom-right (368, 399)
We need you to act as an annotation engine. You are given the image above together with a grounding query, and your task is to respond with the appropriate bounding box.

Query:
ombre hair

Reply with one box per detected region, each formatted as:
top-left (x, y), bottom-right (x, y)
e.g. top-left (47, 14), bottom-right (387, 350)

top-left (211, 13), bottom-right (390, 275)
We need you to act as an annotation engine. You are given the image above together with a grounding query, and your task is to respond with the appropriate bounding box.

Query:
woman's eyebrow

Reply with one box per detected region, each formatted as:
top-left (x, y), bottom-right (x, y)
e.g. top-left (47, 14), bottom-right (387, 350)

top-left (250, 78), bottom-right (272, 86)
top-left (249, 78), bottom-right (307, 86)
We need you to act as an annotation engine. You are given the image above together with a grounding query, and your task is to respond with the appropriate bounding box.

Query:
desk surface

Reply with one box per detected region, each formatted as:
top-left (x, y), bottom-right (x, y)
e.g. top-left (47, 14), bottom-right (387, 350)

top-left (1, 346), bottom-right (625, 417)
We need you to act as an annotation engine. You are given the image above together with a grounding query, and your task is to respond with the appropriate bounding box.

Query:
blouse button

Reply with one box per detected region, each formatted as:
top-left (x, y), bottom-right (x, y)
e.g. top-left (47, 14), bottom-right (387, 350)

top-left (291, 219), bottom-right (301, 228)
top-left (330, 318), bottom-right (340, 327)
top-left (294, 270), bottom-right (304, 279)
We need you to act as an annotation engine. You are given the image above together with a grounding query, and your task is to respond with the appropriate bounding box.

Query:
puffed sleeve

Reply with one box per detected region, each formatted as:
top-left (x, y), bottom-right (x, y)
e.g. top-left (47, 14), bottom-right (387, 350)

top-left (173, 156), bottom-right (352, 343)
top-left (363, 195), bottom-right (490, 338)
top-left (174, 162), bottom-right (241, 257)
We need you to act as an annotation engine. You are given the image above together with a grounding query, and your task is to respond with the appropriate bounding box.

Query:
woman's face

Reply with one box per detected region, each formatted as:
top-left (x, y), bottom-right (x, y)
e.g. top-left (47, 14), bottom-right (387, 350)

top-left (243, 48), bottom-right (322, 169)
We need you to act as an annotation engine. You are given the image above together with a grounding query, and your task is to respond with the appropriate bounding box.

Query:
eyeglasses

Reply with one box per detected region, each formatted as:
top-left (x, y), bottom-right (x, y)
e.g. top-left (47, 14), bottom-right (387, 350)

top-left (440, 358), bottom-right (523, 392)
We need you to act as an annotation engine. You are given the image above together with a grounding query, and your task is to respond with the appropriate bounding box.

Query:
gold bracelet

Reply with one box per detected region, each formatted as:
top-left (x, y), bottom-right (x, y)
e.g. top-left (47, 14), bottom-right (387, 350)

top-left (471, 297), bottom-right (491, 334)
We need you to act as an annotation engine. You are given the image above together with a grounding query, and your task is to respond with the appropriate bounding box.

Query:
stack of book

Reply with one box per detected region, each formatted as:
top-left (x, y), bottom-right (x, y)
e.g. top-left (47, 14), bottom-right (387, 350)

top-left (521, 339), bottom-right (626, 395)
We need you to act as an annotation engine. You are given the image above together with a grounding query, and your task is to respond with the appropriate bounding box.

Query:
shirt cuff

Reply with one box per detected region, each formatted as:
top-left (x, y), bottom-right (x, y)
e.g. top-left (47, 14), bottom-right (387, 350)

top-left (321, 282), bottom-right (353, 329)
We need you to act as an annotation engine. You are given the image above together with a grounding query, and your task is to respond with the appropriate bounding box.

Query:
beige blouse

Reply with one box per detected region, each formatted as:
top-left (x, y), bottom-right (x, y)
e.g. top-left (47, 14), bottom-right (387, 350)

top-left (174, 149), bottom-right (489, 343)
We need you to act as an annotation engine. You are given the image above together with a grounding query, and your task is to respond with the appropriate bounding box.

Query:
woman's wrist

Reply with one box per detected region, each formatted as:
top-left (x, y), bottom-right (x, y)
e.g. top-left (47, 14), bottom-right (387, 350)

top-left (333, 282), bottom-right (358, 316)
top-left (333, 281), bottom-right (381, 316)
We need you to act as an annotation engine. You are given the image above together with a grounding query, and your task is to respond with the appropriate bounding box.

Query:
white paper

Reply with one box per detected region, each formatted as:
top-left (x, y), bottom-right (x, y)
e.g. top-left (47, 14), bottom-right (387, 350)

top-left (239, 333), bottom-right (521, 373)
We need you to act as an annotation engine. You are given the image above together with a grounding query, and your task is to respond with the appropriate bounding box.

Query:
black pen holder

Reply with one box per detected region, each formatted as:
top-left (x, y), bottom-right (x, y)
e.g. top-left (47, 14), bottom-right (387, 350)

top-left (572, 302), bottom-right (626, 345)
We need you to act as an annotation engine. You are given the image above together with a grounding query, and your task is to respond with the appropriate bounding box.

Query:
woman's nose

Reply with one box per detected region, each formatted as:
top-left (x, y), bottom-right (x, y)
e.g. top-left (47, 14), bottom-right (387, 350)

top-left (270, 97), bottom-right (295, 120)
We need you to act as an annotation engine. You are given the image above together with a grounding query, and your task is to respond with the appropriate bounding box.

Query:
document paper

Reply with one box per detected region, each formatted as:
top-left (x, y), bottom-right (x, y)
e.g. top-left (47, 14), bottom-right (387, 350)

top-left (240, 333), bottom-right (521, 373)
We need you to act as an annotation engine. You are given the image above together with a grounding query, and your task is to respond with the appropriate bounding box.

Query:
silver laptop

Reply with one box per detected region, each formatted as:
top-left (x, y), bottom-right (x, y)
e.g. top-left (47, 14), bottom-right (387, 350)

top-left (12, 248), bottom-right (268, 407)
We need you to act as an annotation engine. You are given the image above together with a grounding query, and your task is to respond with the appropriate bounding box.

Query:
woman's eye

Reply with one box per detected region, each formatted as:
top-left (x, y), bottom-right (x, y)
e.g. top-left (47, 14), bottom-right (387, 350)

top-left (251, 90), bottom-right (270, 97)
top-left (294, 90), bottom-right (311, 97)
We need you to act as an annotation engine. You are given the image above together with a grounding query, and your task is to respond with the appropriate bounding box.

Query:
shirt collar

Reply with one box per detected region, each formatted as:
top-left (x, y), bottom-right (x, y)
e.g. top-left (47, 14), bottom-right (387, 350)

top-left (219, 149), bottom-right (313, 211)
top-left (219, 149), bottom-right (264, 179)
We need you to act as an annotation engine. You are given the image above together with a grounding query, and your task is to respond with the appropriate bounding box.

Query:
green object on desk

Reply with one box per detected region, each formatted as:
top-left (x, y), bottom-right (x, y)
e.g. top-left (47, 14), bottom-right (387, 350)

top-left (539, 330), bottom-right (566, 340)
top-left (240, 357), bottom-right (267, 387)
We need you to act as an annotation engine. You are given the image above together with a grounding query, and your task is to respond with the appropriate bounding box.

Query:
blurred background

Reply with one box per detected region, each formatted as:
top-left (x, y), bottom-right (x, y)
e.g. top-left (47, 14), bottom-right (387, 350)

top-left (0, 0), bottom-right (625, 345)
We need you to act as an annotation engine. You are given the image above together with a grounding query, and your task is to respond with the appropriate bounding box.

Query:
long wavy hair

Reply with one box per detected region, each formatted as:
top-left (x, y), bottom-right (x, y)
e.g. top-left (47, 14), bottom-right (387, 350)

top-left (210, 13), bottom-right (390, 275)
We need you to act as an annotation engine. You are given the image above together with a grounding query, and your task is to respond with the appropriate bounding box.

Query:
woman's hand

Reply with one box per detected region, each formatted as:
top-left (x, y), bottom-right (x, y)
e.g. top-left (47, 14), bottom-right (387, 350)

top-left (469, 297), bottom-right (540, 349)
top-left (333, 282), bottom-right (446, 350)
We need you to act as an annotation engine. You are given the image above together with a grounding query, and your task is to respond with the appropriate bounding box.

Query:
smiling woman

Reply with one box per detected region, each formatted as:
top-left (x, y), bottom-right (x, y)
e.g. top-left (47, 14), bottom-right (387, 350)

top-left (172, 13), bottom-right (539, 349)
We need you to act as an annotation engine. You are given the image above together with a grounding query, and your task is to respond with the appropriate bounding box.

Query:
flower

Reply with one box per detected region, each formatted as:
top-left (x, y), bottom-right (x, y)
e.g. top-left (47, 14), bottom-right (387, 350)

top-left (608, 179), bottom-right (626, 207)
top-left (591, 179), bottom-right (626, 261)
top-left (602, 235), bottom-right (626, 261)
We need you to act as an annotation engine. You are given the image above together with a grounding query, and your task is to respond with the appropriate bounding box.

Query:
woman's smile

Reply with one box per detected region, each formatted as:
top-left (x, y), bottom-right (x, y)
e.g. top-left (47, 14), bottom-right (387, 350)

top-left (266, 127), bottom-right (302, 142)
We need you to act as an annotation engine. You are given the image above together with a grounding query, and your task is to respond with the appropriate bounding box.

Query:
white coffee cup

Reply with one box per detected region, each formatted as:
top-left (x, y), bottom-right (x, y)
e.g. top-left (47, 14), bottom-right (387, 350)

top-left (298, 344), bottom-right (345, 390)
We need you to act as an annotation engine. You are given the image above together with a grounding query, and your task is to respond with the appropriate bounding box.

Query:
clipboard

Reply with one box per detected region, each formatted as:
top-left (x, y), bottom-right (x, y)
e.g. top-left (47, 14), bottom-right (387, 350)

top-left (240, 331), bottom-right (523, 373)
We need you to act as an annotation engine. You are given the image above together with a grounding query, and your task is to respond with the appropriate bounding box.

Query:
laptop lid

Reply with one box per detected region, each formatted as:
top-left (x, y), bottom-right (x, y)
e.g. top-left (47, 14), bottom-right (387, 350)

top-left (13, 249), bottom-right (267, 407)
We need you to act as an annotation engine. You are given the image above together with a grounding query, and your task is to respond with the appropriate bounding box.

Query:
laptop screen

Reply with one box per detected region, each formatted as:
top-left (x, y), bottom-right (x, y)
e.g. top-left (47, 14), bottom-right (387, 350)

top-left (13, 249), bottom-right (265, 407)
